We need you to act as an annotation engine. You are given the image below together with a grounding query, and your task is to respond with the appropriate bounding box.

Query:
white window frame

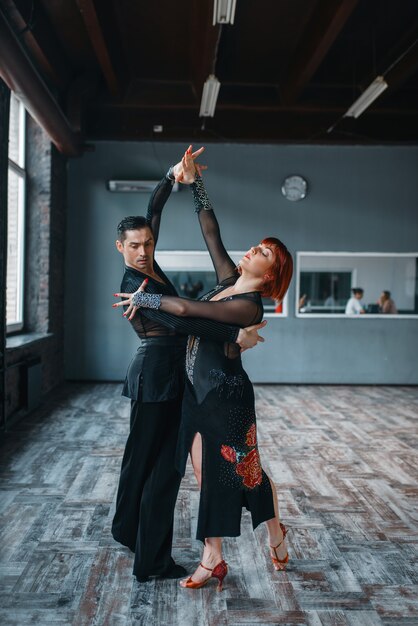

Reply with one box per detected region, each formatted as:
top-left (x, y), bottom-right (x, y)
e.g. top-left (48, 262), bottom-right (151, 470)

top-left (296, 252), bottom-right (418, 319)
top-left (6, 96), bottom-right (26, 334)
top-left (155, 250), bottom-right (289, 317)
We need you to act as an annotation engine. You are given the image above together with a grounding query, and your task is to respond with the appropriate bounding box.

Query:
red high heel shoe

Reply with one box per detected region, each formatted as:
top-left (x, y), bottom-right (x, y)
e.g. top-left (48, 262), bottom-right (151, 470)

top-left (270, 522), bottom-right (289, 571)
top-left (180, 560), bottom-right (228, 591)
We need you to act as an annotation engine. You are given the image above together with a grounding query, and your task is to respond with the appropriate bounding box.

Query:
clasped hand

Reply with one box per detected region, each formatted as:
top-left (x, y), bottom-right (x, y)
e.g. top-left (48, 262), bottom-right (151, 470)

top-left (173, 145), bottom-right (207, 183)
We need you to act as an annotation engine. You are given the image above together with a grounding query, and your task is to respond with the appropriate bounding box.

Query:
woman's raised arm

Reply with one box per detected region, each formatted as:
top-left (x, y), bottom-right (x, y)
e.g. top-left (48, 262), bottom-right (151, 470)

top-left (182, 147), bottom-right (237, 284)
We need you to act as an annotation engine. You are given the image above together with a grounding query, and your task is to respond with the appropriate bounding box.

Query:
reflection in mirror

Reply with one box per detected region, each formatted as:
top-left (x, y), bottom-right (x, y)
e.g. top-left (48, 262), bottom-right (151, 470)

top-left (156, 251), bottom-right (287, 316)
top-left (297, 253), bottom-right (418, 317)
top-left (165, 270), bottom-right (215, 300)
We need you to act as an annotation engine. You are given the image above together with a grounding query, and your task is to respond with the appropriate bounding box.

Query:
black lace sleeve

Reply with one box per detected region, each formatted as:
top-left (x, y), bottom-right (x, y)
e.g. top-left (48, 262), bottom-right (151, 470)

top-left (145, 170), bottom-right (175, 245)
top-left (158, 294), bottom-right (261, 327)
top-left (190, 175), bottom-right (237, 283)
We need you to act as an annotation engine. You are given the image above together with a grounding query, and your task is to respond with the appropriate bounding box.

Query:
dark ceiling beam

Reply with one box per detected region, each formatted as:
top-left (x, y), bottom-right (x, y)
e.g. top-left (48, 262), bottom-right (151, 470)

top-left (85, 106), bottom-right (418, 143)
top-left (0, 7), bottom-right (82, 156)
top-left (74, 0), bottom-right (120, 97)
top-left (283, 0), bottom-right (359, 104)
top-left (92, 101), bottom-right (418, 116)
top-left (382, 35), bottom-right (418, 92)
top-left (66, 71), bottom-right (100, 134)
top-left (2, 0), bottom-right (70, 88)
top-left (190, 0), bottom-right (221, 101)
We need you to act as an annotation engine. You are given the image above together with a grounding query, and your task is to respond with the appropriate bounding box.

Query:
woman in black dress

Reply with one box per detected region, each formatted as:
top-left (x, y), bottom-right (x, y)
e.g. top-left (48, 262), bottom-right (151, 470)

top-left (116, 149), bottom-right (293, 591)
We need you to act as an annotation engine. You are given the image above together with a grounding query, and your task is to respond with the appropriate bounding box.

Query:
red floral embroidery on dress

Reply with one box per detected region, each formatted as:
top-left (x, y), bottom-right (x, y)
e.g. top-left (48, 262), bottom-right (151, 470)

top-left (236, 448), bottom-right (262, 489)
top-left (220, 445), bottom-right (237, 463)
top-left (246, 423), bottom-right (257, 447)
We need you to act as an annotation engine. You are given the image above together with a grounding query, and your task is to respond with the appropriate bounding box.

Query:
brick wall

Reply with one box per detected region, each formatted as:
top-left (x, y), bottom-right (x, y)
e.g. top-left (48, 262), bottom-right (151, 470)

top-left (4, 114), bottom-right (68, 423)
top-left (0, 80), bottom-right (10, 430)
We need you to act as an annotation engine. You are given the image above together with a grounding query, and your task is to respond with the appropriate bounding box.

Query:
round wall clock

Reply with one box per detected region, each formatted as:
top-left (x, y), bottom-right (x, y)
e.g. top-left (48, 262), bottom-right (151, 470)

top-left (281, 175), bottom-right (308, 201)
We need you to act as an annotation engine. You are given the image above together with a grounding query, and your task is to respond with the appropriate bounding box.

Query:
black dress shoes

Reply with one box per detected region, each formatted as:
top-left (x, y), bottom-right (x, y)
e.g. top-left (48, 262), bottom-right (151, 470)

top-left (135, 563), bottom-right (187, 583)
top-left (135, 574), bottom-right (150, 583)
top-left (160, 563), bottom-right (187, 579)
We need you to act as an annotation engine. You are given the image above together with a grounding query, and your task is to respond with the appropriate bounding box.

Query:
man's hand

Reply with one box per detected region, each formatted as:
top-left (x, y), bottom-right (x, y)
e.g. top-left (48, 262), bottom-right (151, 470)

top-left (172, 145), bottom-right (207, 183)
top-left (237, 320), bottom-right (267, 352)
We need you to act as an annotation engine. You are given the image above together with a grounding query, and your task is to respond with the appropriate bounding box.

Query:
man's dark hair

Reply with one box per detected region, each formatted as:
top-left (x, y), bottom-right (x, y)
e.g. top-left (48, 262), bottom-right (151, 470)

top-left (352, 287), bottom-right (364, 295)
top-left (117, 216), bottom-right (151, 241)
top-left (383, 290), bottom-right (391, 298)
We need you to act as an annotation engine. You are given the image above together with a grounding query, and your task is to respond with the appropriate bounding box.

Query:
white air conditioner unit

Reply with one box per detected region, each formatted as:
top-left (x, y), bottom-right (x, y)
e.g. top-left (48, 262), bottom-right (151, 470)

top-left (107, 180), bottom-right (179, 193)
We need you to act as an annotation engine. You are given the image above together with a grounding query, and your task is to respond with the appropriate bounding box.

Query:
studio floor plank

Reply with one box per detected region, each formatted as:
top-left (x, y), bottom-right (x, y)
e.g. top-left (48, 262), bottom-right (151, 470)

top-left (0, 382), bottom-right (417, 626)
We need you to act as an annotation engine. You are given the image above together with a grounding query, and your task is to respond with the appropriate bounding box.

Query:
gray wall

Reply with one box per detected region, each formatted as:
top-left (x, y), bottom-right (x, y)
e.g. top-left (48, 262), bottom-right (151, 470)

top-left (65, 142), bottom-right (418, 384)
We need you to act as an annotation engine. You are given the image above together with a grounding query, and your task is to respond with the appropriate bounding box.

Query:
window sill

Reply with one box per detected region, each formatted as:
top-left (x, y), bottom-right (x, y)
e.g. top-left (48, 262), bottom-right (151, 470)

top-left (6, 332), bottom-right (53, 351)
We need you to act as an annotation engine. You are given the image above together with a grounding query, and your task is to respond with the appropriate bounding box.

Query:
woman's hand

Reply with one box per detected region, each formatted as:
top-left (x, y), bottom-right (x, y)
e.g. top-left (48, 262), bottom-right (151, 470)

top-left (112, 278), bottom-right (148, 321)
top-left (172, 145), bottom-right (207, 183)
top-left (236, 320), bottom-right (267, 352)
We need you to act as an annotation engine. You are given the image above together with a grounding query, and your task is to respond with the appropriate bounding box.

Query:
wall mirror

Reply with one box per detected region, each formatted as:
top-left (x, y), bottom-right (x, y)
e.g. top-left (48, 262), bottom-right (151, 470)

top-left (296, 252), bottom-right (418, 318)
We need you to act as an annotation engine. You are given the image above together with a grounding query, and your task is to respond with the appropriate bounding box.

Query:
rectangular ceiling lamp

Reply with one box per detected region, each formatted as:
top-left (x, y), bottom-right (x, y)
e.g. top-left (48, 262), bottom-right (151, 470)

top-left (199, 75), bottom-right (221, 117)
top-left (213, 0), bottom-right (237, 25)
top-left (344, 76), bottom-right (388, 119)
top-left (108, 180), bottom-right (179, 192)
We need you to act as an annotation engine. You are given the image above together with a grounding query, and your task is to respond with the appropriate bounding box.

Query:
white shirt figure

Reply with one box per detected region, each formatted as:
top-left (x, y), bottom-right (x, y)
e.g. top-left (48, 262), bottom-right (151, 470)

top-left (324, 295), bottom-right (336, 307)
top-left (345, 297), bottom-right (364, 315)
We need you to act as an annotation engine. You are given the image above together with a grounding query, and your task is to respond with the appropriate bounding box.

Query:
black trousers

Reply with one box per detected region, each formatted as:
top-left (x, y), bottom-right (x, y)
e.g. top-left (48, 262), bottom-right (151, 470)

top-left (111, 394), bottom-right (183, 578)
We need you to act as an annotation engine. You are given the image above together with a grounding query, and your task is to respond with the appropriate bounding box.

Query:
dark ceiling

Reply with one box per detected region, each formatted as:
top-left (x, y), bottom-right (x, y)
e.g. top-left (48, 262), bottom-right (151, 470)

top-left (1, 0), bottom-right (418, 154)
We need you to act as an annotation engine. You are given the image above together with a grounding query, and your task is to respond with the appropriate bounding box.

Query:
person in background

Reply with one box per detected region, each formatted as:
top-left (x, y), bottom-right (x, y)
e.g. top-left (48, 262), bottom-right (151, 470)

top-left (345, 288), bottom-right (365, 315)
top-left (378, 290), bottom-right (398, 314)
top-left (298, 293), bottom-right (311, 313)
top-left (324, 293), bottom-right (336, 308)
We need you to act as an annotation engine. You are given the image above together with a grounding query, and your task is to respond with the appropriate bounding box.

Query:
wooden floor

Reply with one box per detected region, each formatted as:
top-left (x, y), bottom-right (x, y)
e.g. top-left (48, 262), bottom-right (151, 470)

top-left (1, 383), bottom-right (418, 626)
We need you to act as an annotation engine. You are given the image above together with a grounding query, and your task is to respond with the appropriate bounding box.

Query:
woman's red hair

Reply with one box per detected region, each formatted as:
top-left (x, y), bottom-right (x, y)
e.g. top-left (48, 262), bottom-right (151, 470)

top-left (260, 237), bottom-right (293, 302)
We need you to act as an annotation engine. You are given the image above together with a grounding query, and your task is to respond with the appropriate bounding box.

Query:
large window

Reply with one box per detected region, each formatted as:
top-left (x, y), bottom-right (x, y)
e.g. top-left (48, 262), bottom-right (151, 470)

top-left (155, 251), bottom-right (288, 316)
top-left (6, 94), bottom-right (26, 333)
top-left (296, 252), bottom-right (418, 318)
